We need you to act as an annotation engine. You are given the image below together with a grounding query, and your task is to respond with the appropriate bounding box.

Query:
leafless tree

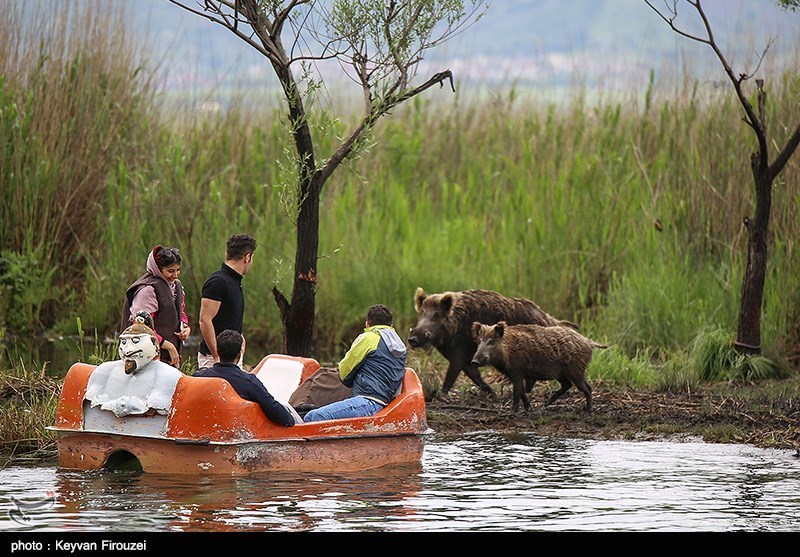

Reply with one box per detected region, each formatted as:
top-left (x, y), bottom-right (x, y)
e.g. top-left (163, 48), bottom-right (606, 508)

top-left (168, 0), bottom-right (487, 356)
top-left (645, 0), bottom-right (800, 354)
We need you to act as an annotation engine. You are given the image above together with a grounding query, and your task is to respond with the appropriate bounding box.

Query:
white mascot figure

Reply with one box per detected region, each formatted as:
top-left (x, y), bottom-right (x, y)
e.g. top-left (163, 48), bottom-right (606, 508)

top-left (84, 314), bottom-right (183, 418)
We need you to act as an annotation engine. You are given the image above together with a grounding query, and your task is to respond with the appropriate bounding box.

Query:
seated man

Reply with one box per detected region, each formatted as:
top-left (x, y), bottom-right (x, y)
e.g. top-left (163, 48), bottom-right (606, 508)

top-left (194, 329), bottom-right (300, 426)
top-left (303, 304), bottom-right (406, 422)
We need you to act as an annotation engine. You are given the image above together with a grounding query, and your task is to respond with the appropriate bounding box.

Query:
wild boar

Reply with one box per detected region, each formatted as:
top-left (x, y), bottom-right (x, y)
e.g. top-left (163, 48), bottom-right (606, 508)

top-left (408, 287), bottom-right (577, 396)
top-left (471, 321), bottom-right (607, 413)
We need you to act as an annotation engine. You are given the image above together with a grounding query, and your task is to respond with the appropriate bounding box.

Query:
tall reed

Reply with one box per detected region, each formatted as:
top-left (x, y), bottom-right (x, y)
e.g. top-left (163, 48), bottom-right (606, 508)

top-left (0, 0), bottom-right (156, 333)
top-left (1, 2), bottom-right (798, 382)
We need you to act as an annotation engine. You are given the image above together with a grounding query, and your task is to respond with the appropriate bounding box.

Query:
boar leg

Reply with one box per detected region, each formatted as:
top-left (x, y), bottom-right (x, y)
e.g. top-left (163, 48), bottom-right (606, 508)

top-left (573, 376), bottom-right (593, 412)
top-left (511, 376), bottom-right (531, 413)
top-left (525, 377), bottom-right (536, 393)
top-left (441, 350), bottom-right (495, 397)
top-left (463, 361), bottom-right (495, 397)
top-left (545, 378), bottom-right (572, 407)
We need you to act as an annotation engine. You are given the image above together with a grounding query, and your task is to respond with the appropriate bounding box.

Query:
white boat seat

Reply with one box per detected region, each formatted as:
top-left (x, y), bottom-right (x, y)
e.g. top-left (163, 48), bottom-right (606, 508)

top-left (255, 356), bottom-right (304, 403)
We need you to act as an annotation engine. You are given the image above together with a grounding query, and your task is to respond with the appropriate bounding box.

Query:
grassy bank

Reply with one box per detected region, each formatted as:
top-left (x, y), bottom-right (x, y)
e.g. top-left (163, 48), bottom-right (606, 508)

top-left (1, 1), bottom-right (799, 461)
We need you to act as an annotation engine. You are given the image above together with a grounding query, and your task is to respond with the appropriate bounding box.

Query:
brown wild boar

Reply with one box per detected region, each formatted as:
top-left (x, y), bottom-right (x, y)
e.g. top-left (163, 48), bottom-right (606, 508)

top-left (471, 321), bottom-right (607, 413)
top-left (408, 288), bottom-right (577, 397)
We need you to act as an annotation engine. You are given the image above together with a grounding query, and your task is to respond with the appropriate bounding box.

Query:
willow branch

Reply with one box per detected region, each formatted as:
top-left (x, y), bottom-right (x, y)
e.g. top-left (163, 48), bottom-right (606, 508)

top-left (316, 70), bottom-right (454, 186)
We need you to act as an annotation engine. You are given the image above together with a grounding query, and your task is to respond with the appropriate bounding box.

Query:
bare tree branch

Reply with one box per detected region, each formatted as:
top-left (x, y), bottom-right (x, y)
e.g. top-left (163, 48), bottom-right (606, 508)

top-left (168, 0), bottom-right (273, 59)
top-left (743, 38), bottom-right (774, 82)
top-left (316, 70), bottom-right (455, 186)
top-left (644, 0), bottom-right (769, 161)
top-left (769, 123), bottom-right (800, 181)
top-left (644, 0), bottom-right (709, 43)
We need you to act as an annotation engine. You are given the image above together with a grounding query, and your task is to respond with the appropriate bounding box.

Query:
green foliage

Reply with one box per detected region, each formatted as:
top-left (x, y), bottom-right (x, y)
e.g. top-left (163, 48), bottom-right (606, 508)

top-left (775, 0), bottom-right (800, 11)
top-left (729, 354), bottom-right (780, 382)
top-left (691, 327), bottom-right (743, 381)
top-left (586, 345), bottom-right (657, 388)
top-left (0, 1), bottom-right (155, 334)
top-left (0, 362), bottom-right (60, 455)
top-left (689, 327), bottom-right (788, 382)
top-left (75, 317), bottom-right (118, 365)
top-left (593, 254), bottom-right (738, 355)
top-left (655, 350), bottom-right (700, 392)
top-left (0, 249), bottom-right (60, 334)
top-left (330, 0), bottom-right (483, 56)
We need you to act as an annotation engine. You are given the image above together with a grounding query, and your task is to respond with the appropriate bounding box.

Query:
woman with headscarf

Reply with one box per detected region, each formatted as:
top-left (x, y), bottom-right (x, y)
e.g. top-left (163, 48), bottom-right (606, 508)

top-left (121, 245), bottom-right (190, 368)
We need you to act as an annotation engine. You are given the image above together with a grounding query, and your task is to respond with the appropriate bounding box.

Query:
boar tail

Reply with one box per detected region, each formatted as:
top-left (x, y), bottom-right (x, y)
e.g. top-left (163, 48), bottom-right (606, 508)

top-left (559, 320), bottom-right (580, 331)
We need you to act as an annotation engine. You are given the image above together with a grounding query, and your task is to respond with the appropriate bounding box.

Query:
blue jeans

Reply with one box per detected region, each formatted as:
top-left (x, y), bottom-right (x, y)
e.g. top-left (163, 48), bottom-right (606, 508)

top-left (302, 396), bottom-right (384, 423)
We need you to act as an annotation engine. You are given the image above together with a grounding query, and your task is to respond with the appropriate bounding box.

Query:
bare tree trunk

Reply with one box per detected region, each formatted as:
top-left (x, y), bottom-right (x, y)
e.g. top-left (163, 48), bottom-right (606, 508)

top-left (270, 58), bottom-right (320, 357)
top-left (735, 162), bottom-right (772, 354)
top-left (273, 174), bottom-right (320, 357)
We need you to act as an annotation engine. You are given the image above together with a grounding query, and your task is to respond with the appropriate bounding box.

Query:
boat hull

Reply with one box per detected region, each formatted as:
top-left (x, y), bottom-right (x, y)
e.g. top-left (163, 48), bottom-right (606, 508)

top-left (54, 430), bottom-right (425, 474)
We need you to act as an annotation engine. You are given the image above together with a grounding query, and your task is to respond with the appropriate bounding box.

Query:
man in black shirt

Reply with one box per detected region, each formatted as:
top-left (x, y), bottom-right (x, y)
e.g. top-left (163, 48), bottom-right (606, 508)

top-left (197, 234), bottom-right (257, 369)
top-left (195, 330), bottom-right (298, 427)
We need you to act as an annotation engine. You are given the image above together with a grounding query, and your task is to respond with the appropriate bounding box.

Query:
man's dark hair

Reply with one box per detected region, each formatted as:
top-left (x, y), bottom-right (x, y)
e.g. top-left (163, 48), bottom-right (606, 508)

top-left (216, 329), bottom-right (244, 363)
top-left (366, 304), bottom-right (393, 326)
top-left (226, 234), bottom-right (257, 261)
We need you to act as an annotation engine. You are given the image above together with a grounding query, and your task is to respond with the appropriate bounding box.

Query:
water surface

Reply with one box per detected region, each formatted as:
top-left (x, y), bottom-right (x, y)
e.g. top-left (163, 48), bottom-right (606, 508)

top-left (1, 433), bottom-right (798, 532)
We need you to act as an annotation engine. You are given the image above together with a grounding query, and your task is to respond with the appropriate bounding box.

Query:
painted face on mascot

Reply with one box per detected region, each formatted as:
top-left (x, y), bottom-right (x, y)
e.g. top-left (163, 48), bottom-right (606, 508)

top-left (118, 314), bottom-right (159, 375)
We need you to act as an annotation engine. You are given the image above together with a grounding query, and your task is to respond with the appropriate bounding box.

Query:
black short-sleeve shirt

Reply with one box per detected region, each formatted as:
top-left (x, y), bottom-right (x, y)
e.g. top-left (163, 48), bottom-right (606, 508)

top-left (198, 263), bottom-right (245, 355)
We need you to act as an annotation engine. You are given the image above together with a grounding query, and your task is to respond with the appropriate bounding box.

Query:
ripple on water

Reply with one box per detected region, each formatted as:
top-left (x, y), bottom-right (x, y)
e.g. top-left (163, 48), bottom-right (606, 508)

top-left (1, 433), bottom-right (798, 531)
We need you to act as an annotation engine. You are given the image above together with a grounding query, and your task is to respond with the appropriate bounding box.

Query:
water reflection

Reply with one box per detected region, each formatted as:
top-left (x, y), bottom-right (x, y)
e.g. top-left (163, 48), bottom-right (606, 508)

top-left (34, 464), bottom-right (422, 532)
top-left (0, 335), bottom-right (91, 377)
top-left (1, 433), bottom-right (799, 532)
top-left (419, 433), bottom-right (800, 531)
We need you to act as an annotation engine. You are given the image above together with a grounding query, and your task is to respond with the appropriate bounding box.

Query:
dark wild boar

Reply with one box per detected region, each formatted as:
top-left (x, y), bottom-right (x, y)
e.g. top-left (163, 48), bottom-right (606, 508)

top-left (471, 321), bottom-right (607, 413)
top-left (408, 287), bottom-right (577, 396)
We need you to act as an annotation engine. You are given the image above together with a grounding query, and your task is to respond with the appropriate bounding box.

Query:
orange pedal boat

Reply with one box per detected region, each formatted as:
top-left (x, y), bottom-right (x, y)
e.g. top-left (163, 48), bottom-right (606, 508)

top-left (48, 354), bottom-right (429, 475)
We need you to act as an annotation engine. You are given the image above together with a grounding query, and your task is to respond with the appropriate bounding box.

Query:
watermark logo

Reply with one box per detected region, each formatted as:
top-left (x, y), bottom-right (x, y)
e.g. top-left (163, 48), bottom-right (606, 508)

top-left (8, 492), bottom-right (55, 525)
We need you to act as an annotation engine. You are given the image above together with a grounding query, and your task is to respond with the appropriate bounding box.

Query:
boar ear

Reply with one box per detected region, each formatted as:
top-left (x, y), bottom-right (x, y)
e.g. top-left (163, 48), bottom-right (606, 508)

top-left (414, 287), bottom-right (427, 313)
top-left (495, 321), bottom-right (506, 337)
top-left (440, 293), bottom-right (453, 314)
top-left (471, 321), bottom-right (481, 340)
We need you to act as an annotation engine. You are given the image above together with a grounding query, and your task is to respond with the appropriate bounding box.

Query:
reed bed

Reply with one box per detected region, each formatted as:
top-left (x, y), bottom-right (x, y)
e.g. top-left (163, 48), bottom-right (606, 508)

top-left (1, 1), bottom-right (798, 388)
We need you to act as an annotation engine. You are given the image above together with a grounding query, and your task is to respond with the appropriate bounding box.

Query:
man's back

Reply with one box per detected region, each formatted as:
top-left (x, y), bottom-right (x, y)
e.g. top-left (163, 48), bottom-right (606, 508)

top-left (341, 325), bottom-right (407, 405)
top-left (195, 362), bottom-right (295, 427)
top-left (198, 264), bottom-right (244, 355)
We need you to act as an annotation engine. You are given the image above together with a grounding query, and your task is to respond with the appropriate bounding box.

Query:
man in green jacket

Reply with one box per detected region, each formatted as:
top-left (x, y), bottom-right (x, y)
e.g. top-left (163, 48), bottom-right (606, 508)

top-left (303, 304), bottom-right (407, 422)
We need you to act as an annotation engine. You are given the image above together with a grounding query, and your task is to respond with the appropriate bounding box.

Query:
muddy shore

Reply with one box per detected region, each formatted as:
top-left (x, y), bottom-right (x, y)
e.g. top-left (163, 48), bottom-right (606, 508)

top-left (425, 379), bottom-right (800, 452)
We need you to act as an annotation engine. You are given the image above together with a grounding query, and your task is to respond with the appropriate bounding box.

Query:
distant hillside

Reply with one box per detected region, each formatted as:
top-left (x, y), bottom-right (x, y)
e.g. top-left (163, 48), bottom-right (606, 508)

top-left (135, 0), bottom-right (798, 91)
top-left (109, 1), bottom-right (800, 93)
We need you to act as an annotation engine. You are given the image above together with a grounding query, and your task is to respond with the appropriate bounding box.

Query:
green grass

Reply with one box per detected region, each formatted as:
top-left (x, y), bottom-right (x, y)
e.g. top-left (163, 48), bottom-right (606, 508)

top-left (690, 327), bottom-right (792, 382)
top-left (0, 361), bottom-right (60, 458)
top-left (1, 1), bottom-right (799, 383)
top-left (586, 345), bottom-right (658, 388)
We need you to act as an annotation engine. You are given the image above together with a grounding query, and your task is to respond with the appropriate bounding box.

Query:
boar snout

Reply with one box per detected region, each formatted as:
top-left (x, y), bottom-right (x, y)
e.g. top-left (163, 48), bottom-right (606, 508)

top-left (471, 352), bottom-right (487, 366)
top-left (408, 329), bottom-right (429, 348)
